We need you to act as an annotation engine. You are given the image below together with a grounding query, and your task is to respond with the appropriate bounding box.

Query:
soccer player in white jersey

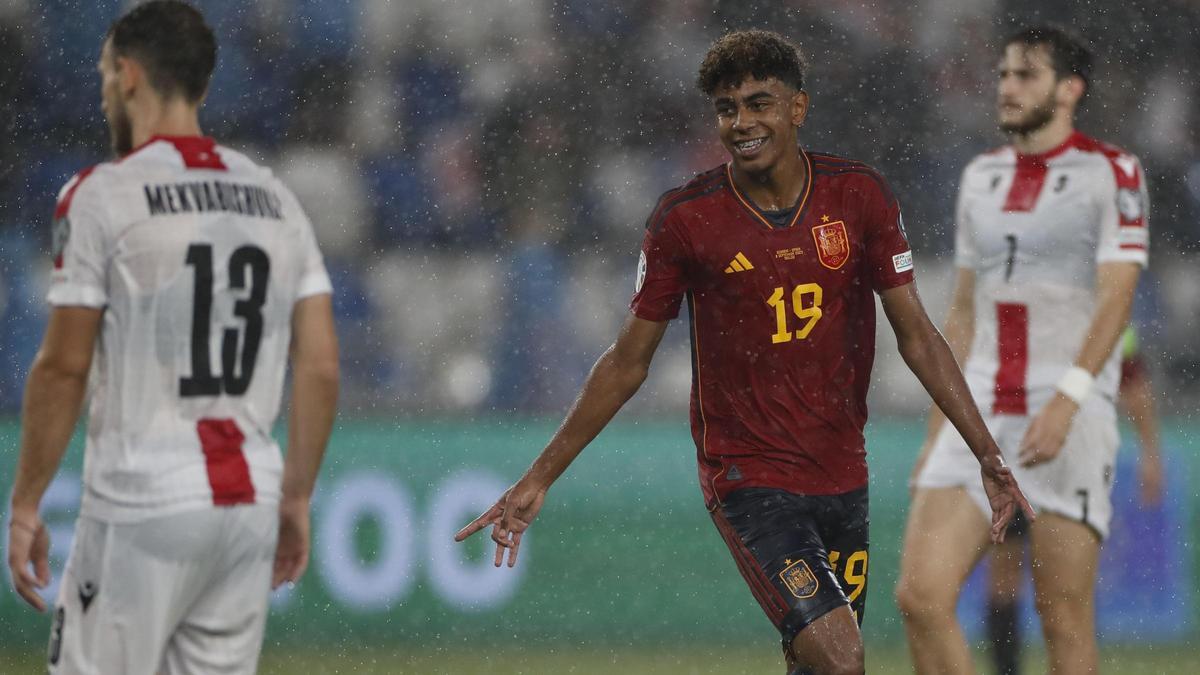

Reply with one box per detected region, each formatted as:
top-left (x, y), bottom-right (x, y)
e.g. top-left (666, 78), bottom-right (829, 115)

top-left (896, 27), bottom-right (1147, 674)
top-left (4, 2), bottom-right (339, 673)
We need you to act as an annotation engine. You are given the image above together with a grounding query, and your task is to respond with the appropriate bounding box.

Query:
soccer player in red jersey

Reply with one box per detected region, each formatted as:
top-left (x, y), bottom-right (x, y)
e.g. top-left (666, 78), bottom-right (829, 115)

top-left (458, 30), bottom-right (1031, 674)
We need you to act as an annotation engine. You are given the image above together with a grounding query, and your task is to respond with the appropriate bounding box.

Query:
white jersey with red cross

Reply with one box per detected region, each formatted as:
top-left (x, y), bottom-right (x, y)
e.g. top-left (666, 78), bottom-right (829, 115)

top-left (49, 135), bottom-right (332, 522)
top-left (953, 131), bottom-right (1148, 416)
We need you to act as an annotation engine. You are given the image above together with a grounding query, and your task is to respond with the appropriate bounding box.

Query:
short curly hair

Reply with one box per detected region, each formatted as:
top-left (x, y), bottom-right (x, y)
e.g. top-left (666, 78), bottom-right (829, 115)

top-left (697, 30), bottom-right (806, 96)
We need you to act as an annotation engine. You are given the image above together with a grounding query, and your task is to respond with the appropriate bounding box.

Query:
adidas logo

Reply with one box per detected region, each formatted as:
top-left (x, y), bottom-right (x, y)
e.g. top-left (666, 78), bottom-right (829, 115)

top-left (724, 252), bottom-right (755, 274)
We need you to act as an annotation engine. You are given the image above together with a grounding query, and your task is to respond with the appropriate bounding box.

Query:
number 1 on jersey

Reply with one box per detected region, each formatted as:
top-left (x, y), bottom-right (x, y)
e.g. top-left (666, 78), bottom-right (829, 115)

top-left (180, 243), bottom-right (270, 397)
top-left (768, 283), bottom-right (824, 344)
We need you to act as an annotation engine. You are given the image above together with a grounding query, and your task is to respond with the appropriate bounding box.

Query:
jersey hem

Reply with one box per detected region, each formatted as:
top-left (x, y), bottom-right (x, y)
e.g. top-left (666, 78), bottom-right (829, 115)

top-left (80, 490), bottom-right (280, 523)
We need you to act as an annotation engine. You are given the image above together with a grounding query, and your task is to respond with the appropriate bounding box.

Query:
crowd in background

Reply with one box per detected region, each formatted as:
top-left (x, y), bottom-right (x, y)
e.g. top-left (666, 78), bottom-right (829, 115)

top-left (0, 0), bottom-right (1197, 416)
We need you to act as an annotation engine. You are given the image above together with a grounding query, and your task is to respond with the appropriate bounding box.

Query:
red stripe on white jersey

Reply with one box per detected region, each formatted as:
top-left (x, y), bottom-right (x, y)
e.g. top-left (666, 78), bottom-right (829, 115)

top-left (1002, 156), bottom-right (1049, 213)
top-left (196, 418), bottom-right (256, 505)
top-left (993, 303), bottom-right (1029, 415)
top-left (164, 136), bottom-right (228, 171)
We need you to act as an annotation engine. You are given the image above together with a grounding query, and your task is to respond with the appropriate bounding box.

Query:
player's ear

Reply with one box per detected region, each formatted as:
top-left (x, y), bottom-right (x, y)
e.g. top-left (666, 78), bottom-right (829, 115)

top-left (791, 89), bottom-right (810, 128)
top-left (1058, 75), bottom-right (1085, 107)
top-left (114, 54), bottom-right (144, 99)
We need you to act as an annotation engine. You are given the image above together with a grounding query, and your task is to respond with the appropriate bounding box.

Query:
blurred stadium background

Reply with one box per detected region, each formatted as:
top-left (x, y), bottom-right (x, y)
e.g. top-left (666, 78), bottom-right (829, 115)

top-left (1, 0), bottom-right (1198, 672)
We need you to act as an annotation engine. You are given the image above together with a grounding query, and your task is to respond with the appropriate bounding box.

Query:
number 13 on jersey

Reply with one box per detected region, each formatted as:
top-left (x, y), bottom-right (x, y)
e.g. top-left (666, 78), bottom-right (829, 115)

top-left (767, 283), bottom-right (824, 344)
top-left (180, 243), bottom-right (270, 397)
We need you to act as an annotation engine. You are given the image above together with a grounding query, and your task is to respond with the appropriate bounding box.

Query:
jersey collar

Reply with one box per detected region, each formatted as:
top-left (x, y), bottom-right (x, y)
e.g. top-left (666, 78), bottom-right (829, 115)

top-left (725, 149), bottom-right (813, 230)
top-left (1014, 130), bottom-right (1084, 162)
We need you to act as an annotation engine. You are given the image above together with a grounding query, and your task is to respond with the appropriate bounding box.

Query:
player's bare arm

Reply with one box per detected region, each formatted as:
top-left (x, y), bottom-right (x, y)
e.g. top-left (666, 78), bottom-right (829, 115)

top-left (910, 267), bottom-right (976, 487)
top-left (274, 293), bottom-right (339, 589)
top-left (455, 314), bottom-right (668, 566)
top-left (879, 282), bottom-right (1033, 542)
top-left (1019, 261), bottom-right (1140, 466)
top-left (7, 306), bottom-right (102, 611)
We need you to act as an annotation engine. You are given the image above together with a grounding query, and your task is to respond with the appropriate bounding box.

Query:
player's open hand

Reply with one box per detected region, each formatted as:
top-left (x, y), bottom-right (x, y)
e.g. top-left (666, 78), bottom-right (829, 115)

top-left (1018, 393), bottom-right (1077, 467)
top-left (273, 499), bottom-right (311, 589)
top-left (7, 516), bottom-right (51, 611)
top-left (454, 479), bottom-right (547, 568)
top-left (979, 457), bottom-right (1035, 544)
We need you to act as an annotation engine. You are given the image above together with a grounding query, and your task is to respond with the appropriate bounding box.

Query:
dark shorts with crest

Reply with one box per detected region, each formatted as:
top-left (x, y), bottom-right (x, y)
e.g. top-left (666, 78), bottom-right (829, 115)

top-left (711, 487), bottom-right (869, 645)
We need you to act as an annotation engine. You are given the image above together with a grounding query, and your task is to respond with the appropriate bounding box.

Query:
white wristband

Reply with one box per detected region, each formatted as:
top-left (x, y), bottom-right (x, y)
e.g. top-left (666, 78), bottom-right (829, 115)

top-left (1056, 366), bottom-right (1094, 405)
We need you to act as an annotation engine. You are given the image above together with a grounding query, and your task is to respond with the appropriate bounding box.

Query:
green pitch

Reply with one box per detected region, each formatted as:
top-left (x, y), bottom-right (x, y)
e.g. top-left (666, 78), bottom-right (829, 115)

top-left (3, 646), bottom-right (1197, 674)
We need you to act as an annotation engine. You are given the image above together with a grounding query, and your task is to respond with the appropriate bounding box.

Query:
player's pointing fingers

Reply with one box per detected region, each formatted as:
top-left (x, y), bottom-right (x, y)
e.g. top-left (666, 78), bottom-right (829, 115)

top-left (454, 502), bottom-right (503, 542)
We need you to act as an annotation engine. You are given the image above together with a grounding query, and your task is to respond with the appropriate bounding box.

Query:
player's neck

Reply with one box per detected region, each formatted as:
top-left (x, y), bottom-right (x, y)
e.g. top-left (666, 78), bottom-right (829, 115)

top-left (730, 148), bottom-right (807, 211)
top-left (129, 98), bottom-right (204, 149)
top-left (1009, 115), bottom-right (1074, 156)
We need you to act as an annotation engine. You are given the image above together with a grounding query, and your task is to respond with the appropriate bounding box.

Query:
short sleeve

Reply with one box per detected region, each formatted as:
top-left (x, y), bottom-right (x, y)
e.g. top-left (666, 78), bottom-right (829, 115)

top-left (1096, 154), bottom-right (1149, 267)
top-left (952, 167), bottom-right (979, 269)
top-left (862, 173), bottom-right (915, 292)
top-left (629, 214), bottom-right (689, 322)
top-left (297, 219), bottom-right (333, 299)
top-left (280, 183), bottom-right (333, 300)
top-left (47, 169), bottom-right (110, 308)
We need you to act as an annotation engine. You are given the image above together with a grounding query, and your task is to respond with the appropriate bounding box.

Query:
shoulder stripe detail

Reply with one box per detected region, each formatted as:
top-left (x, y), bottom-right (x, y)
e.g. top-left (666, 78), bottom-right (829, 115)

top-left (809, 154), bottom-right (868, 168)
top-left (1068, 133), bottom-right (1144, 190)
top-left (814, 166), bottom-right (896, 204)
top-left (54, 166), bottom-right (98, 220)
top-left (645, 173), bottom-right (726, 233)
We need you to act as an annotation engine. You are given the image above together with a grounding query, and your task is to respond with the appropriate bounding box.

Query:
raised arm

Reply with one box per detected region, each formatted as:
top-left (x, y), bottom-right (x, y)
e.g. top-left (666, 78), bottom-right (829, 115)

top-left (880, 282), bottom-right (1032, 542)
top-left (455, 313), bottom-right (669, 566)
top-left (8, 306), bottom-right (103, 611)
top-left (1018, 261), bottom-right (1140, 466)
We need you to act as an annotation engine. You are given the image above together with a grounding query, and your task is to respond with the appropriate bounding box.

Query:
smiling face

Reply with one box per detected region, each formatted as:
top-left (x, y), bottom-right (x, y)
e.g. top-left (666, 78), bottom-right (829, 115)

top-left (996, 43), bottom-right (1069, 136)
top-left (712, 77), bottom-right (808, 175)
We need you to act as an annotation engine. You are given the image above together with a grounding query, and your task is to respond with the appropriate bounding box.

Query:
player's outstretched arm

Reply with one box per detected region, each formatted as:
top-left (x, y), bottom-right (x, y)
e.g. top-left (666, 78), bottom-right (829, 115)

top-left (7, 306), bottom-right (102, 611)
top-left (455, 314), bottom-right (669, 567)
top-left (879, 282), bottom-right (1033, 542)
top-left (1018, 261), bottom-right (1141, 467)
top-left (275, 293), bottom-right (339, 589)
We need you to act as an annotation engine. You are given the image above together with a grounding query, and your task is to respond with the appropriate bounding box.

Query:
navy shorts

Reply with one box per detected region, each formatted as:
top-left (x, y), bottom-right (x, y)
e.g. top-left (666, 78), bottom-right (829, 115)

top-left (711, 487), bottom-right (869, 645)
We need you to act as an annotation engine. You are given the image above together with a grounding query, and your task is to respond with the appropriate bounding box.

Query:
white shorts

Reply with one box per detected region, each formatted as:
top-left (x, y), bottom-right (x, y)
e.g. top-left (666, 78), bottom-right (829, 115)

top-left (915, 398), bottom-right (1119, 539)
top-left (48, 504), bottom-right (278, 675)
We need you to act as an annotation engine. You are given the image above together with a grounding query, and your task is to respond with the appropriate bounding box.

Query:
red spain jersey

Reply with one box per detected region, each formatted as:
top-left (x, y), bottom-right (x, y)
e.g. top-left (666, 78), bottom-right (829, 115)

top-left (631, 151), bottom-right (914, 507)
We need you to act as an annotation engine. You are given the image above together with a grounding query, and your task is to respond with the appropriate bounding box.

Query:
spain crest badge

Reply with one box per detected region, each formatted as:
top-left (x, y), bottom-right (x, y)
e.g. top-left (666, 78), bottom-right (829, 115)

top-left (811, 220), bottom-right (850, 270)
top-left (779, 559), bottom-right (819, 599)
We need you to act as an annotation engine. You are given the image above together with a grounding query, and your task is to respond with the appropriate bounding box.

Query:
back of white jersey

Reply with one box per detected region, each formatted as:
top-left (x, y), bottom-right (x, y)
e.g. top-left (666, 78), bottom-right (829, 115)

top-left (49, 136), bottom-right (332, 521)
top-left (954, 132), bottom-right (1148, 415)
